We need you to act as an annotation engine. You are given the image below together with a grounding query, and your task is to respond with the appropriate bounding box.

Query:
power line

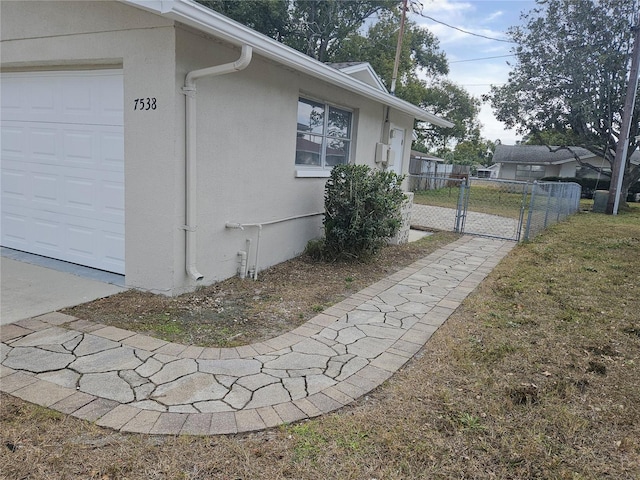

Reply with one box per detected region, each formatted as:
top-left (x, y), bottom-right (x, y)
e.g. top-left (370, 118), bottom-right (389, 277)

top-left (415, 13), bottom-right (515, 43)
top-left (450, 54), bottom-right (515, 63)
top-left (409, 2), bottom-right (516, 44)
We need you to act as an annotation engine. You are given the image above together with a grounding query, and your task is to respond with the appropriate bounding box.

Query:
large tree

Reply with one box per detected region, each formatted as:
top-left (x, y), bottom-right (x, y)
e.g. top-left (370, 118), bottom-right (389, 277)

top-left (198, 0), bottom-right (290, 40)
top-left (334, 11), bottom-right (448, 85)
top-left (286, 0), bottom-right (396, 61)
top-left (487, 0), bottom-right (640, 203)
top-left (200, 0), bottom-right (396, 61)
top-left (335, 12), bottom-right (481, 152)
top-left (412, 79), bottom-right (482, 153)
top-left (198, 0), bottom-right (483, 154)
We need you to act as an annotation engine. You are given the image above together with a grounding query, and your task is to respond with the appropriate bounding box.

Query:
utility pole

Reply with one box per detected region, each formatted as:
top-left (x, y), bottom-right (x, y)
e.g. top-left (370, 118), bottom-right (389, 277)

top-left (390, 0), bottom-right (408, 96)
top-left (607, 19), bottom-right (640, 215)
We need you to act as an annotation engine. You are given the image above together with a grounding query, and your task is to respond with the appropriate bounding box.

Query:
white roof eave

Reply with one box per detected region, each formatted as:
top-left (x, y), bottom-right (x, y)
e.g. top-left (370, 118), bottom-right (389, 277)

top-left (124, 0), bottom-right (454, 128)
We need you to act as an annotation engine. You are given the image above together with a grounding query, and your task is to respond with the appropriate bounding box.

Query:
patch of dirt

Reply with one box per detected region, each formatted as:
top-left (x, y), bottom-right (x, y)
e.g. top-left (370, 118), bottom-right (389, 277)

top-left (63, 232), bottom-right (458, 347)
top-left (3, 207), bottom-right (640, 480)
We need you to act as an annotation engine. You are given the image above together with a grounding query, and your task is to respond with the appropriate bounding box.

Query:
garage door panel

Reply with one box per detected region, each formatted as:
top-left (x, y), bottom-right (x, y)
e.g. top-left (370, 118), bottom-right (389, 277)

top-left (64, 130), bottom-right (95, 166)
top-left (101, 179), bottom-right (125, 219)
top-left (68, 222), bottom-right (96, 257)
top-left (8, 167), bottom-right (124, 224)
top-left (100, 131), bottom-right (125, 170)
top-left (62, 79), bottom-right (93, 117)
top-left (104, 231), bottom-right (125, 261)
top-left (31, 127), bottom-right (60, 162)
top-left (66, 126), bottom-right (124, 172)
top-left (1, 70), bottom-right (124, 274)
top-left (65, 176), bottom-right (95, 211)
top-left (1, 211), bottom-right (28, 247)
top-left (3, 202), bottom-right (124, 272)
top-left (32, 170), bottom-right (60, 206)
top-left (3, 124), bottom-right (124, 171)
top-left (1, 125), bottom-right (26, 158)
top-left (32, 215), bottom-right (62, 250)
top-left (28, 77), bottom-right (56, 117)
top-left (1, 165), bottom-right (27, 202)
top-left (2, 71), bottom-right (124, 126)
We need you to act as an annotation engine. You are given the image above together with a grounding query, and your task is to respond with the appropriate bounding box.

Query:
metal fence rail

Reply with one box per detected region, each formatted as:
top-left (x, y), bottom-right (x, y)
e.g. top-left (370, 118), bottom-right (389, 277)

top-left (409, 175), bottom-right (581, 242)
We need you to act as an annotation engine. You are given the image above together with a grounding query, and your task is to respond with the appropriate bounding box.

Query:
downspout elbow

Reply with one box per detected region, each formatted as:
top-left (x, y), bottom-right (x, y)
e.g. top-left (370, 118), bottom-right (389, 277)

top-left (233, 45), bottom-right (253, 71)
top-left (187, 263), bottom-right (204, 281)
top-left (185, 45), bottom-right (253, 87)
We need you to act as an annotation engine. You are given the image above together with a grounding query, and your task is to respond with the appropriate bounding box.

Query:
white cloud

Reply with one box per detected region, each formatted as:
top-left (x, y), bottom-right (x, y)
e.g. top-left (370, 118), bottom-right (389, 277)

top-left (484, 10), bottom-right (504, 22)
top-left (406, 0), bottom-right (526, 145)
top-left (416, 0), bottom-right (474, 16)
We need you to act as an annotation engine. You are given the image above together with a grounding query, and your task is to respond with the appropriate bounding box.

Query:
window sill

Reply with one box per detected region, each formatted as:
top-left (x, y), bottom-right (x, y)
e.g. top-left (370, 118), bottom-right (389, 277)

top-left (295, 169), bottom-right (331, 178)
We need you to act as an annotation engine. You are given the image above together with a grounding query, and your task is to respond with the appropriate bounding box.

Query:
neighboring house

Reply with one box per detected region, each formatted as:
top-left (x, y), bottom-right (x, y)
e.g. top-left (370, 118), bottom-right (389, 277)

top-left (476, 164), bottom-right (499, 179)
top-left (0, 0), bottom-right (452, 295)
top-left (407, 151), bottom-right (446, 191)
top-left (492, 144), bottom-right (640, 182)
top-left (409, 150), bottom-right (445, 177)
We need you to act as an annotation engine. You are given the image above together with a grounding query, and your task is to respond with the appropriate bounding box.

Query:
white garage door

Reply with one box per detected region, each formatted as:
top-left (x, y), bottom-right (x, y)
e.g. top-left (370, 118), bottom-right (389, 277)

top-left (1, 70), bottom-right (125, 274)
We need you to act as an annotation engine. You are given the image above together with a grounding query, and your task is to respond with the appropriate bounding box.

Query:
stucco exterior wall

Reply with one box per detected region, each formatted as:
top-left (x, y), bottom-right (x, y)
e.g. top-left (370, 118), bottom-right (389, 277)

top-left (559, 162), bottom-right (578, 177)
top-left (2, 1), bottom-right (418, 295)
top-left (499, 163), bottom-right (517, 180)
top-left (1, 1), bottom-right (181, 294)
top-left (498, 162), bottom-right (578, 181)
top-left (174, 25), bottom-right (415, 288)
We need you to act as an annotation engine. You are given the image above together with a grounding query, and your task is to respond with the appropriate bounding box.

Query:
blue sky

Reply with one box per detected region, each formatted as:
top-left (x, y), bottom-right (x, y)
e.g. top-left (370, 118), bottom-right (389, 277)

top-left (406, 0), bottom-right (539, 144)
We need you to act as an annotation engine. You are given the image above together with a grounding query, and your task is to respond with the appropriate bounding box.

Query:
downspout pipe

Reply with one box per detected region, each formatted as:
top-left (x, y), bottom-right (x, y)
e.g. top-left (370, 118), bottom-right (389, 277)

top-left (182, 45), bottom-right (253, 281)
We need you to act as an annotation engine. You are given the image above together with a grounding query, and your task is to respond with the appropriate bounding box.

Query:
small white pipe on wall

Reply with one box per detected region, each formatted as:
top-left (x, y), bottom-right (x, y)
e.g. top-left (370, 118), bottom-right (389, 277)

top-left (237, 251), bottom-right (247, 279)
top-left (225, 211), bottom-right (323, 280)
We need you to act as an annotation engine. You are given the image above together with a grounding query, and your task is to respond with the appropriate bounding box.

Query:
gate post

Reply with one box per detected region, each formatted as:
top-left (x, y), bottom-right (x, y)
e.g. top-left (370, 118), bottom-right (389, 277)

top-left (454, 178), bottom-right (467, 233)
top-left (516, 183), bottom-right (528, 242)
top-left (543, 183), bottom-right (553, 228)
top-left (524, 181), bottom-right (537, 241)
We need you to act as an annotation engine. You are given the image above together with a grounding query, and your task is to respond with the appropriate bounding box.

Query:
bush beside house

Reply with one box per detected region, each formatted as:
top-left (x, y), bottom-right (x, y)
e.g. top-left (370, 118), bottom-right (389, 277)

top-left (311, 165), bottom-right (406, 260)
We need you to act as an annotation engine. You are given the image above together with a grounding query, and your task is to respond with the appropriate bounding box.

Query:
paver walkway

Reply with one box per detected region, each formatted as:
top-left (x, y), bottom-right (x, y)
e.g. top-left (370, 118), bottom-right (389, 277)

top-left (1, 236), bottom-right (514, 435)
top-left (412, 204), bottom-right (521, 240)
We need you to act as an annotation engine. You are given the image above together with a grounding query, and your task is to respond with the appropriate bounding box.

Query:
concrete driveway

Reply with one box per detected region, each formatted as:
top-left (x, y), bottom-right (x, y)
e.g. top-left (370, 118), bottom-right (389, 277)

top-left (1, 251), bottom-right (126, 326)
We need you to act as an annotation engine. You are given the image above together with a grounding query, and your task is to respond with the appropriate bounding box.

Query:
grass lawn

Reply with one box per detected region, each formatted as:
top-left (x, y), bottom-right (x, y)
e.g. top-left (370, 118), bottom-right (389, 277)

top-left (414, 183), bottom-right (528, 219)
top-left (1, 206), bottom-right (639, 479)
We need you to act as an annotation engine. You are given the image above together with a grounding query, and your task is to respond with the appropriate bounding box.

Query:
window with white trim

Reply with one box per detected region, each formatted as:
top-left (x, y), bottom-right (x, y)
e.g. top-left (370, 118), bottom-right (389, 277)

top-left (296, 97), bottom-right (352, 171)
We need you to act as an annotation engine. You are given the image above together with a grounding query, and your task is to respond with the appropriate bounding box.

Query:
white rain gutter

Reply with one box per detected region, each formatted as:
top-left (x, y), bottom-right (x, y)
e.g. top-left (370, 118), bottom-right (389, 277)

top-left (182, 44), bottom-right (253, 281)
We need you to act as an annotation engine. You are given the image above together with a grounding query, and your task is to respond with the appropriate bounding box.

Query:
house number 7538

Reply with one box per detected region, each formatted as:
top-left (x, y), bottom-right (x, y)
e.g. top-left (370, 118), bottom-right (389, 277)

top-left (133, 98), bottom-right (157, 111)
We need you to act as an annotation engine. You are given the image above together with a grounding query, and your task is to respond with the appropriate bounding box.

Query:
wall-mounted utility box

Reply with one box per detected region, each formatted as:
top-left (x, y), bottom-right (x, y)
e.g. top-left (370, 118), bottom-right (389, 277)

top-left (375, 142), bottom-right (389, 164)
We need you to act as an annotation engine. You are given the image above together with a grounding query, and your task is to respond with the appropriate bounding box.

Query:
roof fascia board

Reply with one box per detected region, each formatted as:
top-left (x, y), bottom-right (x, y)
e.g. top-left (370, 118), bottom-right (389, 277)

top-left (123, 0), bottom-right (453, 128)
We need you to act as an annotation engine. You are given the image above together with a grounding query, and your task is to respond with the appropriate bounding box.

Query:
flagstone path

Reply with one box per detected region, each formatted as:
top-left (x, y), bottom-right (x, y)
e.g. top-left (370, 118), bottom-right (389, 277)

top-left (1, 236), bottom-right (514, 436)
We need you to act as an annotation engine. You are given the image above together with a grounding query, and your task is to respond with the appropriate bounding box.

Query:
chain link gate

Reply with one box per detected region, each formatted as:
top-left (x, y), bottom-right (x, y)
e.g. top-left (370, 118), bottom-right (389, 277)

top-left (409, 176), bottom-right (581, 242)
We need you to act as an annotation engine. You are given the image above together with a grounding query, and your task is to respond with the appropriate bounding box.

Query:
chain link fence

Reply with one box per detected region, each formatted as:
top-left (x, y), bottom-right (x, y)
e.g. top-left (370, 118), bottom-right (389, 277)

top-left (523, 180), bottom-right (582, 240)
top-left (409, 175), bottom-right (581, 242)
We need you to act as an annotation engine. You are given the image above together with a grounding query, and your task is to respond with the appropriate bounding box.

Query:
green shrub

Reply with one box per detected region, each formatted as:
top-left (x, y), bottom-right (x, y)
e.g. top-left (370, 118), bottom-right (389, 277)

top-left (304, 237), bottom-right (326, 261)
top-left (322, 164), bottom-right (405, 260)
